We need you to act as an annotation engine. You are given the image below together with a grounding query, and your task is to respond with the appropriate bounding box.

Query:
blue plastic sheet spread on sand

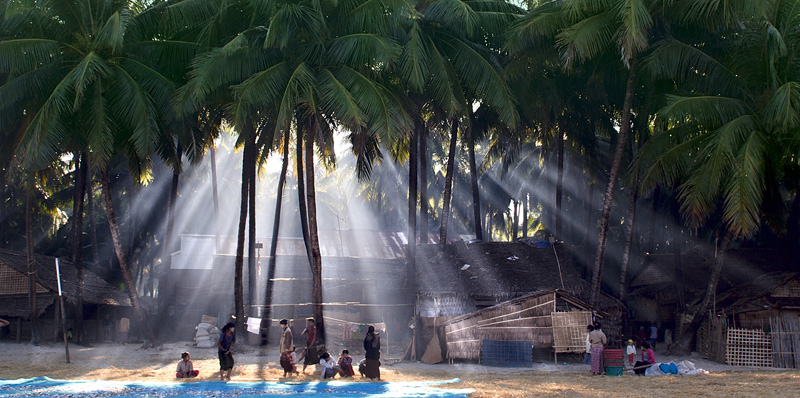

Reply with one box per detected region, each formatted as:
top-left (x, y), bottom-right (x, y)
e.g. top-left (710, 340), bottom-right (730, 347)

top-left (0, 377), bottom-right (472, 398)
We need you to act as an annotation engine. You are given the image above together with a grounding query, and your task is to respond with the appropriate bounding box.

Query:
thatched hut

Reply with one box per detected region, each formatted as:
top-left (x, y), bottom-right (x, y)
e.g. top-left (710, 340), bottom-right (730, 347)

top-left (443, 289), bottom-right (605, 363)
top-left (629, 246), bottom-right (799, 347)
top-left (414, 241), bottom-right (625, 362)
top-left (0, 249), bottom-right (130, 340)
top-left (697, 272), bottom-right (800, 368)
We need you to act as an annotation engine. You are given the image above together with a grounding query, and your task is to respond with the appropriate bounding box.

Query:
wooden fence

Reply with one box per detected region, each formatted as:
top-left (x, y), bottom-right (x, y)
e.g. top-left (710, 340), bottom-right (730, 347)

top-left (726, 328), bottom-right (772, 367)
top-left (770, 317), bottom-right (800, 368)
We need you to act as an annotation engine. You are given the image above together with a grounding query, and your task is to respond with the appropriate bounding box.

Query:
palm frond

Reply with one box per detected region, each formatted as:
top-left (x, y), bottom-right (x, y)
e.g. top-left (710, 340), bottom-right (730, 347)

top-left (326, 33), bottom-right (401, 70)
top-left (721, 128), bottom-right (765, 238)
top-left (615, 0), bottom-right (652, 65)
top-left (644, 37), bottom-right (743, 98)
top-left (556, 8), bottom-right (617, 68)
top-left (659, 94), bottom-right (749, 129)
top-left (764, 81), bottom-right (800, 133)
top-left (0, 39), bottom-right (63, 75)
top-left (441, 33), bottom-right (518, 125)
top-left (94, 10), bottom-right (130, 55)
top-left (425, 0), bottom-right (480, 37)
top-left (399, 22), bottom-right (430, 92)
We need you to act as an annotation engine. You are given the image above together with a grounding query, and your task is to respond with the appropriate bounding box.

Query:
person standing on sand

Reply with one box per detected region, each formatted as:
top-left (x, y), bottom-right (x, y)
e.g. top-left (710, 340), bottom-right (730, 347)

top-left (649, 323), bottom-right (658, 350)
top-left (588, 323), bottom-right (607, 375)
top-left (363, 325), bottom-right (381, 380)
top-left (299, 318), bottom-right (317, 373)
top-left (118, 317), bottom-right (130, 344)
top-left (583, 324), bottom-right (593, 365)
top-left (217, 322), bottom-right (236, 381)
top-left (279, 319), bottom-right (293, 356)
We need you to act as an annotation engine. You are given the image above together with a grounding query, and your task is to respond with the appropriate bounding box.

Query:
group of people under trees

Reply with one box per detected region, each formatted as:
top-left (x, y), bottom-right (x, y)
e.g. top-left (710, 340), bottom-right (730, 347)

top-left (279, 318), bottom-right (382, 380)
top-left (175, 318), bottom-right (382, 381)
top-left (585, 322), bottom-right (659, 376)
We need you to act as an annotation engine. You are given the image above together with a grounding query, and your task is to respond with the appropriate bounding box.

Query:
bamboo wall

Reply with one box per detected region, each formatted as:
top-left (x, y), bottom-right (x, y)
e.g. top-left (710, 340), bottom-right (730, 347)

top-left (444, 293), bottom-right (557, 360)
top-left (770, 317), bottom-right (800, 368)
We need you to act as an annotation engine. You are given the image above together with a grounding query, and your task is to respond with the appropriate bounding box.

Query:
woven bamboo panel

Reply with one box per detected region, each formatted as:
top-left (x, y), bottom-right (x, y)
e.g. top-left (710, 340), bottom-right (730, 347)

top-left (726, 328), bottom-right (772, 367)
top-left (770, 317), bottom-right (800, 368)
top-left (445, 293), bottom-right (557, 359)
top-left (552, 311), bottom-right (592, 353)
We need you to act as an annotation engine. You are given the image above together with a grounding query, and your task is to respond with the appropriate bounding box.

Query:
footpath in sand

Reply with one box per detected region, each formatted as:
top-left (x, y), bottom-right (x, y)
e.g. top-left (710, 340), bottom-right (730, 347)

top-left (0, 341), bottom-right (798, 397)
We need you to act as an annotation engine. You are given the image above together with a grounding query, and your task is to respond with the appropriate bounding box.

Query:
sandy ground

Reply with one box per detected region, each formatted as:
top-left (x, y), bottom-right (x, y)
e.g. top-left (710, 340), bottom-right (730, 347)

top-left (1, 341), bottom-right (799, 397)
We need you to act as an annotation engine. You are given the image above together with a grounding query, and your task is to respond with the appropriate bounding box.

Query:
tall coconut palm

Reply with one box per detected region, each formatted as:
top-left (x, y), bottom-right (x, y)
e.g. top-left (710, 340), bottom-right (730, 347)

top-left (509, 0), bottom-right (660, 304)
top-left (179, 0), bottom-right (411, 340)
top-left (639, 0), bottom-right (798, 354)
top-left (0, 0), bottom-right (193, 347)
top-left (397, 0), bottom-right (521, 250)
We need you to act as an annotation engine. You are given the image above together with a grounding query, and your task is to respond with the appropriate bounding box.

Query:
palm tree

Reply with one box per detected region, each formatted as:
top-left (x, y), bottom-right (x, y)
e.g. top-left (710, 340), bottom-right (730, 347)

top-left (639, 0), bottom-right (799, 355)
top-left (397, 0), bottom-right (521, 248)
top-left (509, 0), bottom-right (659, 304)
top-left (0, 0), bottom-right (194, 347)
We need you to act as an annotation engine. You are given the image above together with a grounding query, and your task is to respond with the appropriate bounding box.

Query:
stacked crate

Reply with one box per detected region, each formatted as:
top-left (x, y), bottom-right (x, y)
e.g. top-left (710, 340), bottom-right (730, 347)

top-left (603, 349), bottom-right (624, 376)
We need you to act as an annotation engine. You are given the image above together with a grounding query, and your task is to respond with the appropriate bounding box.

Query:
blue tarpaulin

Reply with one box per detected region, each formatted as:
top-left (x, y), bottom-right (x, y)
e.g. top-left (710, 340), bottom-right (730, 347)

top-left (0, 377), bottom-right (472, 398)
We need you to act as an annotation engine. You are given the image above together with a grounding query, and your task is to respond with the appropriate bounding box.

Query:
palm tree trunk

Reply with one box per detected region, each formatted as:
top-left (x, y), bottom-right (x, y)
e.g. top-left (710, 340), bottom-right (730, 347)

top-left (648, 187), bottom-right (660, 254)
top-left (407, 121), bottom-right (418, 293)
top-left (555, 125), bottom-right (564, 238)
top-left (99, 168), bottom-right (159, 347)
top-left (247, 138), bottom-right (257, 318)
top-left (234, 135), bottom-right (252, 335)
top-left (71, 153), bottom-right (88, 345)
top-left (210, 146), bottom-right (221, 253)
top-left (468, 119), bottom-right (483, 240)
top-left (418, 117), bottom-right (429, 243)
top-left (619, 184), bottom-right (638, 301)
top-left (296, 121), bottom-right (312, 265)
top-left (306, 118), bottom-right (325, 342)
top-left (671, 230), bottom-right (734, 355)
top-left (512, 200), bottom-right (519, 240)
top-left (26, 187), bottom-right (40, 344)
top-left (521, 195), bottom-right (528, 238)
top-left (590, 63), bottom-right (637, 305)
top-left (87, 167), bottom-right (99, 265)
top-left (157, 144), bottom-right (181, 339)
top-left (263, 131), bottom-right (290, 344)
top-left (439, 117), bottom-right (459, 246)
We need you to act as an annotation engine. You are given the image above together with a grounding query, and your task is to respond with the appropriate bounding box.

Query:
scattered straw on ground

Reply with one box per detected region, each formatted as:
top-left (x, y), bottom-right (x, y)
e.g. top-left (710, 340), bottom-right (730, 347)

top-left (0, 342), bottom-right (798, 397)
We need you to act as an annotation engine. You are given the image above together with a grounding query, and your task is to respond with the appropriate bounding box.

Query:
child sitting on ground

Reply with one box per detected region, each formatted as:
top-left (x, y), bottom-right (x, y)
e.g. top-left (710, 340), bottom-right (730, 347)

top-left (358, 358), bottom-right (367, 377)
top-left (280, 346), bottom-right (299, 377)
top-left (338, 349), bottom-right (354, 377)
top-left (626, 339), bottom-right (636, 365)
top-left (176, 352), bottom-right (199, 378)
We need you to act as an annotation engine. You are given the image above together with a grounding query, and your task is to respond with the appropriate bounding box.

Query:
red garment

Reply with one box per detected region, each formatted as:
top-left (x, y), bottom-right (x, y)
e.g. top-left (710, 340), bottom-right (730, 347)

top-left (176, 370), bottom-right (199, 378)
top-left (305, 326), bottom-right (317, 345)
top-left (338, 356), bottom-right (354, 377)
top-left (641, 348), bottom-right (656, 364)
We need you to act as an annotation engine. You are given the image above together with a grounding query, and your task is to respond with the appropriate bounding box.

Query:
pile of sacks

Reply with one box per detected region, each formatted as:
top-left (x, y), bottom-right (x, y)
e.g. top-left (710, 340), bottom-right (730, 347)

top-left (195, 319), bottom-right (220, 348)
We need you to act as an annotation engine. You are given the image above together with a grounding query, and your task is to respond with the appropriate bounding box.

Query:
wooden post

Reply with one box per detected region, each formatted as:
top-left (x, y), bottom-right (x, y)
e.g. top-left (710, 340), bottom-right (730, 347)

top-left (55, 258), bottom-right (70, 363)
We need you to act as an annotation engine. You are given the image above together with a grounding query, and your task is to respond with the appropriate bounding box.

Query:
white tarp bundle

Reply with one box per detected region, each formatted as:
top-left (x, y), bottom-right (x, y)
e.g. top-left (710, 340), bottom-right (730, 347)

top-left (644, 360), bottom-right (709, 376)
top-left (195, 322), bottom-right (220, 348)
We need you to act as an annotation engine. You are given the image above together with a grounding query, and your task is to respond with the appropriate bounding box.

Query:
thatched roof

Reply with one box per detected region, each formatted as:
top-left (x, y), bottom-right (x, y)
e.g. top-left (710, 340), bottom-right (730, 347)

top-left (0, 249), bottom-right (130, 318)
top-left (713, 272), bottom-right (800, 314)
top-left (415, 241), bottom-right (624, 314)
top-left (629, 246), bottom-right (799, 303)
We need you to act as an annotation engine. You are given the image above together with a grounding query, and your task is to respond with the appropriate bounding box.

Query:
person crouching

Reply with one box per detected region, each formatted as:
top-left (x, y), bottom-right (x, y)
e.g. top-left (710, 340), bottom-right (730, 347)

top-left (319, 352), bottom-right (341, 380)
top-left (176, 352), bottom-right (199, 378)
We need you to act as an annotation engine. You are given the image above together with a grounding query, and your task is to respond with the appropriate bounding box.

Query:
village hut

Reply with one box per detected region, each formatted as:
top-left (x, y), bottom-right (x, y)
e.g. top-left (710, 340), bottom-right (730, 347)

top-left (697, 272), bottom-right (800, 368)
top-left (0, 249), bottom-right (130, 341)
top-left (628, 246), bottom-right (799, 341)
top-left (442, 289), bottom-right (605, 364)
top-left (414, 241), bottom-right (625, 363)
